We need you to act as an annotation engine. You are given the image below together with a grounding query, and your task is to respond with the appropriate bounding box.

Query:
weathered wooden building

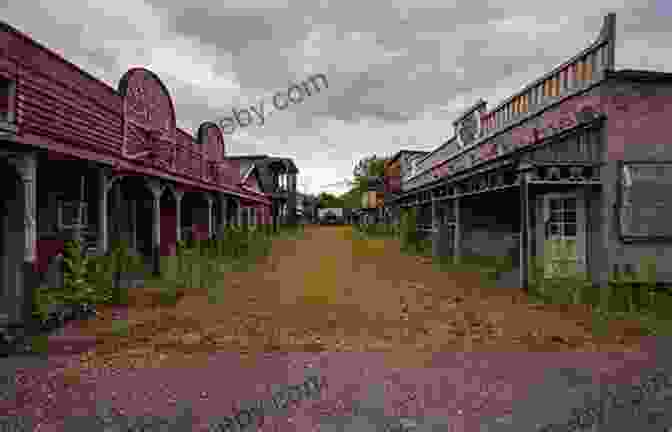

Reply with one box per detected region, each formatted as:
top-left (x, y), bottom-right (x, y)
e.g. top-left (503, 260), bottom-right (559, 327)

top-left (0, 20), bottom-right (296, 333)
top-left (226, 155), bottom-right (299, 230)
top-left (384, 150), bottom-right (430, 231)
top-left (386, 13), bottom-right (672, 290)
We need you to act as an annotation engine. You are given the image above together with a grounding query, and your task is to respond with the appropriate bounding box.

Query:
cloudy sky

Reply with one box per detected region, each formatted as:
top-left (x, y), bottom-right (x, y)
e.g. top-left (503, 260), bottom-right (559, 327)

top-left (1, 0), bottom-right (669, 195)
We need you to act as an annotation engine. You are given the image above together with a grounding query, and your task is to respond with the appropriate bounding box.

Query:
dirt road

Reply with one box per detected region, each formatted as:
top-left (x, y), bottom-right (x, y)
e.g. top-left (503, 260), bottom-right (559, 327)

top-left (1, 225), bottom-right (662, 431)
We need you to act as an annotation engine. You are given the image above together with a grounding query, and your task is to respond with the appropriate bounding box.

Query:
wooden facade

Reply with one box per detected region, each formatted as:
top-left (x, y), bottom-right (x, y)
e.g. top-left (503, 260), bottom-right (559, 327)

top-left (0, 20), bottom-right (292, 333)
top-left (385, 13), bottom-right (672, 291)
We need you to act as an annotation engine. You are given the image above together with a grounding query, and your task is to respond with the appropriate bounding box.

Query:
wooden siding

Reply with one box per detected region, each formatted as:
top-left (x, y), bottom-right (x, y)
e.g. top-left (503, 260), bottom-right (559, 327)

top-left (17, 67), bottom-right (124, 155)
top-left (125, 122), bottom-right (148, 155)
top-left (417, 139), bottom-right (459, 174)
top-left (1, 22), bottom-right (269, 204)
top-left (401, 14), bottom-right (615, 192)
top-left (244, 172), bottom-right (262, 193)
top-left (2, 25), bottom-right (122, 116)
top-left (522, 122), bottom-right (603, 163)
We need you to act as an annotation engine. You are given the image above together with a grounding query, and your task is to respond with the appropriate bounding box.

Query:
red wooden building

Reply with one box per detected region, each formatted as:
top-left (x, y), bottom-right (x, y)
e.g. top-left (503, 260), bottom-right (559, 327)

top-left (0, 20), bottom-right (281, 332)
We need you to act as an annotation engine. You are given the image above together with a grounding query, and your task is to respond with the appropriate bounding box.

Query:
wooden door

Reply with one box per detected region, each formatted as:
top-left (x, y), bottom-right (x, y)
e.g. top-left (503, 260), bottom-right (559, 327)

top-left (543, 193), bottom-right (586, 278)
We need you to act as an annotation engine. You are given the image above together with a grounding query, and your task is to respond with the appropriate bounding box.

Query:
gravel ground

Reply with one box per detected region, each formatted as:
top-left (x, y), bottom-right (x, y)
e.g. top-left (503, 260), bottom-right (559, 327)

top-left (0, 226), bottom-right (666, 431)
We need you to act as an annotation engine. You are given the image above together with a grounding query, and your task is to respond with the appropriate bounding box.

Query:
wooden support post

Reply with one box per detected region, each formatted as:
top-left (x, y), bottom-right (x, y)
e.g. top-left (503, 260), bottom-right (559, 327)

top-left (145, 179), bottom-right (164, 276)
top-left (454, 196), bottom-right (461, 264)
top-left (520, 174), bottom-right (529, 292)
top-left (97, 167), bottom-right (108, 255)
top-left (7, 152), bottom-right (38, 334)
top-left (175, 190), bottom-right (183, 243)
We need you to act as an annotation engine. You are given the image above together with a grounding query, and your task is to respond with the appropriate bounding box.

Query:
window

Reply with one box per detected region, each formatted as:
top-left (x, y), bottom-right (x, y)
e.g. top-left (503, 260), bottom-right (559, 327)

top-left (57, 200), bottom-right (88, 230)
top-left (620, 162), bottom-right (672, 239)
top-left (0, 76), bottom-right (16, 123)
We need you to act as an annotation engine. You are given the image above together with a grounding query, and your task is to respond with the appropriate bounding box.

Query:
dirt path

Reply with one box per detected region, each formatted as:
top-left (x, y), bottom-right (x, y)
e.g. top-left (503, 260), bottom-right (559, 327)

top-left (2, 226), bottom-right (660, 431)
top-left (80, 225), bottom-right (648, 366)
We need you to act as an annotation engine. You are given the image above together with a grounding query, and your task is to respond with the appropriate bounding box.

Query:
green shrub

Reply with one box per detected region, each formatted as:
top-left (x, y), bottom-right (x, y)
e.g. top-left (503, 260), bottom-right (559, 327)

top-left (399, 208), bottom-right (419, 253)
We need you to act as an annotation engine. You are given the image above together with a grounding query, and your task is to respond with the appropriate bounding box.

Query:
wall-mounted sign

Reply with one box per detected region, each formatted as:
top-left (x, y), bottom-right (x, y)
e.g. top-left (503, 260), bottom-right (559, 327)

top-left (431, 162), bottom-right (451, 179)
top-left (514, 102), bottom-right (602, 147)
top-left (480, 141), bottom-right (497, 161)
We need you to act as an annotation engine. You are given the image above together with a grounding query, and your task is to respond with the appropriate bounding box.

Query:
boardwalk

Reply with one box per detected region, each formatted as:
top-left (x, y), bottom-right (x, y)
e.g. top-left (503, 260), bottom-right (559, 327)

top-left (1, 226), bottom-right (664, 431)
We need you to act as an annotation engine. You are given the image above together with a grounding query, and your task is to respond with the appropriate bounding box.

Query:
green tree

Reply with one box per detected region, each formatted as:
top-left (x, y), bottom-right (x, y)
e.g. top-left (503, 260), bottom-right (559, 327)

top-left (352, 155), bottom-right (387, 192)
top-left (339, 188), bottom-right (361, 209)
top-left (338, 154), bottom-right (389, 210)
top-left (317, 192), bottom-right (344, 208)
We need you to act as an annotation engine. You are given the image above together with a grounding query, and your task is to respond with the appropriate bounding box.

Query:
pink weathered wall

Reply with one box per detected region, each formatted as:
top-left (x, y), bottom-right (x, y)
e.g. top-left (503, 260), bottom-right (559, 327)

top-left (602, 79), bottom-right (672, 161)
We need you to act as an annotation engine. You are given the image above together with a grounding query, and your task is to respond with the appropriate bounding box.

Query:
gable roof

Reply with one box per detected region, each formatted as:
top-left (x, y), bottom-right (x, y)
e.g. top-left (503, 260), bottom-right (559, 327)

top-left (240, 162), bottom-right (259, 185)
top-left (222, 155), bottom-right (299, 193)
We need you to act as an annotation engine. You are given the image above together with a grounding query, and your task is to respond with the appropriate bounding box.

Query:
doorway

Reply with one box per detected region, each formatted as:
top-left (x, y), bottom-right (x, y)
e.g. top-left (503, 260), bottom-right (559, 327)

top-left (542, 192), bottom-right (586, 278)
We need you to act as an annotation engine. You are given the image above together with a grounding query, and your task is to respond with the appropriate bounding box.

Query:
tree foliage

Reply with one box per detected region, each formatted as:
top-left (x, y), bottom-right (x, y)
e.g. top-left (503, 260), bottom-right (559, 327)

top-left (352, 155), bottom-right (387, 192)
top-left (317, 192), bottom-right (344, 209)
top-left (333, 154), bottom-right (389, 209)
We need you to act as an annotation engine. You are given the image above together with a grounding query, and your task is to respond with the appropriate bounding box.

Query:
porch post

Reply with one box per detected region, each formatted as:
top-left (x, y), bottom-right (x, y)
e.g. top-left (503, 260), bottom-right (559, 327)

top-left (520, 173), bottom-right (530, 292)
top-left (146, 179), bottom-right (164, 276)
top-left (205, 193), bottom-right (214, 239)
top-left (218, 193), bottom-right (227, 234)
top-left (111, 178), bottom-right (122, 246)
top-left (431, 197), bottom-right (440, 258)
top-left (97, 166), bottom-right (108, 255)
top-left (72, 172), bottom-right (86, 246)
top-left (454, 195), bottom-right (461, 264)
top-left (8, 152), bottom-right (38, 333)
top-left (130, 197), bottom-right (137, 251)
top-left (175, 190), bottom-right (184, 243)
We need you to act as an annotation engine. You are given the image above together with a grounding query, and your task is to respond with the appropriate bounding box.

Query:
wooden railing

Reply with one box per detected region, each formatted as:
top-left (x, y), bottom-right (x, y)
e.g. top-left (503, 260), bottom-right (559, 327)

top-left (479, 14), bottom-right (614, 140)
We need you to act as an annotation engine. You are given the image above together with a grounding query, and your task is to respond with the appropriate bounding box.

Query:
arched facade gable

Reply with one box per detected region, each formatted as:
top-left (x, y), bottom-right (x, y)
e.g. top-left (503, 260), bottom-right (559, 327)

top-left (118, 68), bottom-right (177, 157)
top-left (197, 122), bottom-right (225, 160)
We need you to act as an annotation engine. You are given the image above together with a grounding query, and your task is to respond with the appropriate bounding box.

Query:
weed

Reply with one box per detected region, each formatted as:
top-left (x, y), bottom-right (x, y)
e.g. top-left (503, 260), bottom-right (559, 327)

top-left (109, 319), bottom-right (130, 337)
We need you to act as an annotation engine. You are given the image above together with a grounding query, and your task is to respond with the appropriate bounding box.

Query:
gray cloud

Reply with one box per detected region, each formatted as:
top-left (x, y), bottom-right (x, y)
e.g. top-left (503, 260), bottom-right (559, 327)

top-left (1, 0), bottom-right (669, 195)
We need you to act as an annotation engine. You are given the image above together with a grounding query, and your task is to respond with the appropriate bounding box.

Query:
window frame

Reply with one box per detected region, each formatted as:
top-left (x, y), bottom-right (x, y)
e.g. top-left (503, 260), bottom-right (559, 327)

top-left (57, 199), bottom-right (89, 231)
top-left (618, 160), bottom-right (672, 242)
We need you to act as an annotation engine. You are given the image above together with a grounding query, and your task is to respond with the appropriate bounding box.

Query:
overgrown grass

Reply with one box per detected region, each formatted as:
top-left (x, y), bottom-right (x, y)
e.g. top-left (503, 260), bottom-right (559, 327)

top-left (151, 224), bottom-right (281, 304)
top-left (355, 222), bottom-right (397, 238)
top-left (526, 246), bottom-right (672, 336)
top-left (34, 224), bottom-right (295, 320)
top-left (426, 231), bottom-right (672, 337)
top-left (431, 253), bottom-right (514, 288)
top-left (109, 319), bottom-right (131, 337)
